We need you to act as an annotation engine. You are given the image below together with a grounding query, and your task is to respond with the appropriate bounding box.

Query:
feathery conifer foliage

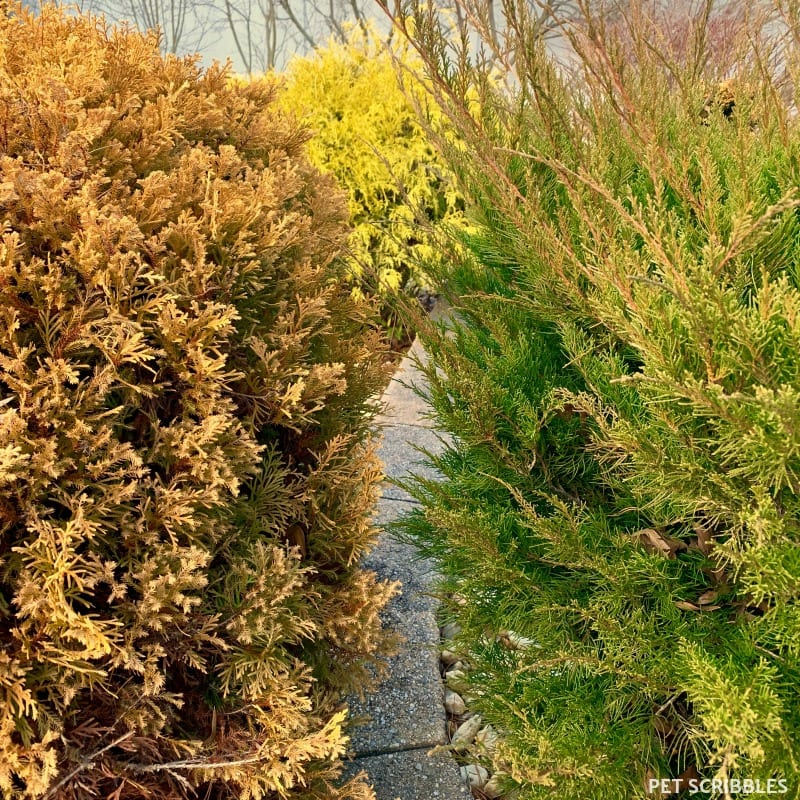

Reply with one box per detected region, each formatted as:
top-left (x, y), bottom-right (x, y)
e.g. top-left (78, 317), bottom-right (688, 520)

top-left (277, 27), bottom-right (468, 345)
top-left (380, 0), bottom-right (800, 796)
top-left (0, 4), bottom-right (394, 797)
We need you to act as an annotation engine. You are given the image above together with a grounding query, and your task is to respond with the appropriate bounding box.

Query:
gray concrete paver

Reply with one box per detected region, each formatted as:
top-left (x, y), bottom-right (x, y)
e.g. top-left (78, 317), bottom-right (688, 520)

top-left (344, 327), bottom-right (467, 800)
top-left (342, 748), bottom-right (470, 800)
top-left (378, 423), bottom-right (448, 484)
top-left (378, 378), bottom-right (435, 428)
top-left (347, 642), bottom-right (447, 753)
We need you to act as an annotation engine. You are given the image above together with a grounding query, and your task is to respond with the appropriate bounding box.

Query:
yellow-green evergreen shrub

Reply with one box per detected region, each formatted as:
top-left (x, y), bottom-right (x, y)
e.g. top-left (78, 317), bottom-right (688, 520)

top-left (277, 29), bottom-right (467, 341)
top-left (0, 4), bottom-right (394, 798)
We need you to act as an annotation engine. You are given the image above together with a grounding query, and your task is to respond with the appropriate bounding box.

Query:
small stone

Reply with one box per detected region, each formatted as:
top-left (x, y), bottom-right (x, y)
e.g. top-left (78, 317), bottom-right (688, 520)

top-left (498, 630), bottom-right (535, 650)
top-left (446, 669), bottom-right (466, 687)
top-left (475, 724), bottom-right (499, 754)
top-left (441, 649), bottom-right (460, 665)
top-left (483, 772), bottom-right (507, 798)
top-left (460, 764), bottom-right (489, 789)
top-left (452, 713), bottom-right (482, 747)
top-left (447, 660), bottom-right (464, 673)
top-left (441, 621), bottom-right (461, 640)
top-left (444, 688), bottom-right (466, 715)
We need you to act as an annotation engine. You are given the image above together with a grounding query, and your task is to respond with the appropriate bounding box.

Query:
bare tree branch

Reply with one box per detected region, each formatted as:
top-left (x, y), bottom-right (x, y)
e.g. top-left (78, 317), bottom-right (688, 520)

top-left (43, 732), bottom-right (136, 799)
top-left (277, 0), bottom-right (317, 49)
top-left (91, 0), bottom-right (217, 54)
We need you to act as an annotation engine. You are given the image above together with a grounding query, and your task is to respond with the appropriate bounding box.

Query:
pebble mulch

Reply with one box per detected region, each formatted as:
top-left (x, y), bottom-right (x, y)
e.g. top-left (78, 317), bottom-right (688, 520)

top-left (439, 614), bottom-right (529, 800)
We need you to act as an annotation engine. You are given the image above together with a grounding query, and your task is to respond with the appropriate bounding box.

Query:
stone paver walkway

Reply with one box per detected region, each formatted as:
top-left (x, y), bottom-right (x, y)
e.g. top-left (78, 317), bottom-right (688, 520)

top-left (342, 335), bottom-right (469, 800)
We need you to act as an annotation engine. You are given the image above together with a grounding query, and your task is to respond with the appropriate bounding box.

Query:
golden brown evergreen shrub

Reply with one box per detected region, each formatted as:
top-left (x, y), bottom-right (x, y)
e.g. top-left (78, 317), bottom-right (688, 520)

top-left (0, 4), bottom-right (394, 798)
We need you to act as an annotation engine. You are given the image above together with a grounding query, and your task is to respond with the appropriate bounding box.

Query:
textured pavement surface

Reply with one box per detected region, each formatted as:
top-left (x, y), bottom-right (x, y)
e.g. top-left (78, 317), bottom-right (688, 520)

top-left (342, 333), bottom-right (469, 799)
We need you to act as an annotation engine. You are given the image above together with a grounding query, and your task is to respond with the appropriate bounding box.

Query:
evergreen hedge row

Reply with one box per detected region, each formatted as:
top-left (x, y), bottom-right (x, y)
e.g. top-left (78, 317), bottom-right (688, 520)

top-left (387, 1), bottom-right (800, 797)
top-left (0, 5), bottom-right (394, 798)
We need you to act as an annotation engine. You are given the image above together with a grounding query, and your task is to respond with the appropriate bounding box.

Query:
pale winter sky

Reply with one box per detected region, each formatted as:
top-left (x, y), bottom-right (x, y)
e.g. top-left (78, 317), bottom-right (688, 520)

top-left (196, 12), bottom-right (393, 75)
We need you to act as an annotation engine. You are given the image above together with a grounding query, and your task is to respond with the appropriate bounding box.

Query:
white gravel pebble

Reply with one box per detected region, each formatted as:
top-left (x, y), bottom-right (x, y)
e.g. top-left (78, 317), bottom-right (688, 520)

top-left (444, 689), bottom-right (466, 715)
top-left (499, 630), bottom-right (536, 649)
top-left (441, 649), bottom-right (460, 665)
top-left (441, 621), bottom-right (461, 640)
top-left (445, 669), bottom-right (466, 687)
top-left (483, 771), bottom-right (506, 798)
top-left (475, 724), bottom-right (499, 754)
top-left (452, 713), bottom-right (482, 747)
top-left (460, 764), bottom-right (489, 789)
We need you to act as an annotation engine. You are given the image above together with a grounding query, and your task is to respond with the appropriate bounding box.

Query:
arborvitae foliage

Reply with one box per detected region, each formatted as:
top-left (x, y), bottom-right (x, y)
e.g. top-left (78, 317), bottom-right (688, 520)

top-left (277, 27), bottom-right (468, 344)
top-left (381, 0), bottom-right (800, 797)
top-left (0, 4), bottom-right (394, 798)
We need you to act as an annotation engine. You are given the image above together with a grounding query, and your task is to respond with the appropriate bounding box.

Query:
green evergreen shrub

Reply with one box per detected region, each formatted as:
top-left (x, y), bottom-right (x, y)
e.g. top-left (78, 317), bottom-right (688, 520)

top-left (384, 0), bottom-right (800, 797)
top-left (0, 4), bottom-right (395, 797)
top-left (277, 27), bottom-right (468, 345)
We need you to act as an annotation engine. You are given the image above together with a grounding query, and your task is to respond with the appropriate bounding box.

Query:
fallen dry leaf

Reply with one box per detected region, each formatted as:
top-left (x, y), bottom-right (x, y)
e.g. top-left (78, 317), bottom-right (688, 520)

top-left (697, 590), bottom-right (718, 605)
top-left (693, 524), bottom-right (714, 555)
top-left (676, 765), bottom-right (701, 793)
top-left (285, 523), bottom-right (308, 559)
top-left (633, 528), bottom-right (687, 559)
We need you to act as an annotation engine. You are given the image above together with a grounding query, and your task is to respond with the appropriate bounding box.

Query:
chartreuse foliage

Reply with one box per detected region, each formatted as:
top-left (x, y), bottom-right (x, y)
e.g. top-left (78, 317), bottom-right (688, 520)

top-left (385, 1), bottom-right (800, 798)
top-left (0, 4), bottom-right (395, 798)
top-left (277, 27), bottom-right (468, 341)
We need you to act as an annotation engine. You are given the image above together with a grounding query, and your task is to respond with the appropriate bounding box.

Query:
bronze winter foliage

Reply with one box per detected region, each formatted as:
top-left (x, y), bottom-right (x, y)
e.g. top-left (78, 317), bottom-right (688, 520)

top-left (0, 4), bottom-right (395, 798)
